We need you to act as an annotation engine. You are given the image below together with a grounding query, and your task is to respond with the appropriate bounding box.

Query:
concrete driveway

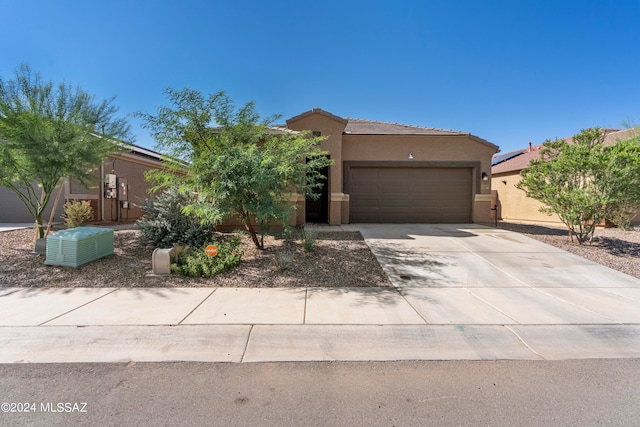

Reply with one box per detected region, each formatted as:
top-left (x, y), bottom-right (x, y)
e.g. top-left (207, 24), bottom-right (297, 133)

top-left (337, 223), bottom-right (640, 360)
top-left (347, 223), bottom-right (640, 325)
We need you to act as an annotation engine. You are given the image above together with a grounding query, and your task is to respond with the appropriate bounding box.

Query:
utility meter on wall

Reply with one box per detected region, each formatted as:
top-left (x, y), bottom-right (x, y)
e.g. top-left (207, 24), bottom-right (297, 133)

top-left (118, 179), bottom-right (128, 201)
top-left (105, 174), bottom-right (116, 188)
top-left (104, 174), bottom-right (117, 198)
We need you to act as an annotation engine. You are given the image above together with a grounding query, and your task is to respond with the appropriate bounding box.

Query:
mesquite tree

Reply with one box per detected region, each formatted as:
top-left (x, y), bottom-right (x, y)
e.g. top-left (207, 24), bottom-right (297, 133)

top-left (137, 88), bottom-right (332, 249)
top-left (0, 64), bottom-right (131, 240)
top-left (517, 128), bottom-right (640, 243)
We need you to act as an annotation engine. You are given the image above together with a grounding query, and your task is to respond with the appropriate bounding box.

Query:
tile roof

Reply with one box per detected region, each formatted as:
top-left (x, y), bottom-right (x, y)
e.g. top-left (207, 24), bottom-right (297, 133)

top-left (343, 118), bottom-right (464, 136)
top-left (491, 127), bottom-right (640, 174)
top-left (286, 108), bottom-right (348, 125)
top-left (286, 109), bottom-right (499, 151)
top-left (343, 118), bottom-right (499, 151)
top-left (602, 127), bottom-right (639, 145)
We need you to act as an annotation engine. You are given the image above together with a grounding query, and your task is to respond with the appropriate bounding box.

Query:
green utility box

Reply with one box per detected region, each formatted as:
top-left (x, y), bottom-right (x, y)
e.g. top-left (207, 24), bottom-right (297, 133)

top-left (45, 227), bottom-right (114, 267)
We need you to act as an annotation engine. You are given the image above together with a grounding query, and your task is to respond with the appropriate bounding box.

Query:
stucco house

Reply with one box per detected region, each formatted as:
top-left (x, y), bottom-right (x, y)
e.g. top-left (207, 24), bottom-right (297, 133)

top-left (491, 127), bottom-right (640, 225)
top-left (286, 109), bottom-right (499, 225)
top-left (0, 143), bottom-right (165, 224)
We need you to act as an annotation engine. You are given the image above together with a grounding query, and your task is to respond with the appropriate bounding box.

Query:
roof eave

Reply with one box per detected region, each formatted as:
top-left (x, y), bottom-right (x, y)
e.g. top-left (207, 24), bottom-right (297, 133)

top-left (286, 108), bottom-right (348, 126)
top-left (468, 134), bottom-right (500, 152)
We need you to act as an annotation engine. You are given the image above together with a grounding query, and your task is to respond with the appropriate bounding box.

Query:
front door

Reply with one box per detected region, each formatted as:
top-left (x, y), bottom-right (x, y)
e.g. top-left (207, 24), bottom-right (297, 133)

top-left (305, 165), bottom-right (329, 223)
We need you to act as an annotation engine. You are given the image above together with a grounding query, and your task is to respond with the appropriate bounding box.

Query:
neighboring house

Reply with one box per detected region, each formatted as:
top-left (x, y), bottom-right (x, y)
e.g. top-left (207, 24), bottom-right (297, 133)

top-left (491, 127), bottom-right (640, 225)
top-left (0, 143), bottom-right (166, 224)
top-left (0, 183), bottom-right (65, 224)
top-left (67, 144), bottom-right (166, 222)
top-left (286, 109), bottom-right (499, 225)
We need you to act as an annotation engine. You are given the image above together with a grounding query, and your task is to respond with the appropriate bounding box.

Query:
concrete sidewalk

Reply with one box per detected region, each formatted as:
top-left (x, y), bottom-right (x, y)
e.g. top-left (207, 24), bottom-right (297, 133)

top-left (1, 223), bottom-right (639, 363)
top-left (1, 285), bottom-right (639, 363)
top-left (0, 223), bottom-right (35, 232)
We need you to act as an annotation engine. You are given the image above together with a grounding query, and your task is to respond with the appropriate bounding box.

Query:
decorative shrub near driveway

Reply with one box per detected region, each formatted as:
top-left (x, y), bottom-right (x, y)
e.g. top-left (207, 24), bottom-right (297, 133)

top-left (136, 188), bottom-right (217, 249)
top-left (171, 238), bottom-right (243, 277)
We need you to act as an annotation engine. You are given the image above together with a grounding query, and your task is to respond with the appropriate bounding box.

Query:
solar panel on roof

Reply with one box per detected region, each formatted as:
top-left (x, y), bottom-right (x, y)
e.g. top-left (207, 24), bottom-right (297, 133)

top-left (492, 150), bottom-right (526, 166)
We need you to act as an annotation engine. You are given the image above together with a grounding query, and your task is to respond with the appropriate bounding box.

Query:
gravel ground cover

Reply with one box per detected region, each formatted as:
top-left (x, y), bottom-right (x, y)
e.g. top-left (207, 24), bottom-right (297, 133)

top-left (0, 227), bottom-right (392, 288)
top-left (1, 222), bottom-right (638, 288)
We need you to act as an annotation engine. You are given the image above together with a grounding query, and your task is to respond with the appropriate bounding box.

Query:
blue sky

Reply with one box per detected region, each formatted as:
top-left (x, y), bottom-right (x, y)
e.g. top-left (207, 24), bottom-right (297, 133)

top-left (2, 0), bottom-right (639, 154)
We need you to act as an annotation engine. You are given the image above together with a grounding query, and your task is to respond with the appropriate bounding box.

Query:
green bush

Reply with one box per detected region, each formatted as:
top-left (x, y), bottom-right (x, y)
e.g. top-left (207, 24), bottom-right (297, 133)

top-left (171, 237), bottom-right (243, 277)
top-left (136, 188), bottom-right (217, 249)
top-left (278, 225), bottom-right (295, 240)
top-left (301, 229), bottom-right (317, 251)
top-left (63, 199), bottom-right (94, 228)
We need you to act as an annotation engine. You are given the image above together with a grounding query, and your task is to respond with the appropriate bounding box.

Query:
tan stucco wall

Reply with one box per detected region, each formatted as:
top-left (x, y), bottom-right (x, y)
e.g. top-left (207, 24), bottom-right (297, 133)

top-left (474, 194), bottom-right (494, 224)
top-left (286, 114), bottom-right (346, 194)
top-left (491, 172), bottom-right (563, 224)
top-left (286, 113), bottom-right (347, 225)
top-left (493, 171), bottom-right (640, 226)
top-left (342, 134), bottom-right (495, 194)
top-left (343, 134), bottom-right (493, 189)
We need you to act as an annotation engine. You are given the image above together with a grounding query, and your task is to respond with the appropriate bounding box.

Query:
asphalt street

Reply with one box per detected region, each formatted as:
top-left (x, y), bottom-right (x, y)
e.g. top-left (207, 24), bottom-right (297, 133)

top-left (1, 360), bottom-right (639, 426)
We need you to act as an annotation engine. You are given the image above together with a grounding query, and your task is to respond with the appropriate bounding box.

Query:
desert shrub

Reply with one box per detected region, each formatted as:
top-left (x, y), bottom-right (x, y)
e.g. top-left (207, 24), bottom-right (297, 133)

top-left (275, 247), bottom-right (295, 271)
top-left (278, 225), bottom-right (295, 240)
top-left (301, 229), bottom-right (317, 251)
top-left (136, 188), bottom-right (216, 248)
top-left (171, 237), bottom-right (243, 277)
top-left (607, 208), bottom-right (637, 231)
top-left (63, 199), bottom-right (94, 228)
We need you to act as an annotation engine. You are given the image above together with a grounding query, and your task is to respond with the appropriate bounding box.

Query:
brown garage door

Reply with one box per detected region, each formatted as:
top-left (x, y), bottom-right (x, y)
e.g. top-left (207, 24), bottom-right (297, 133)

top-left (348, 167), bottom-right (472, 223)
